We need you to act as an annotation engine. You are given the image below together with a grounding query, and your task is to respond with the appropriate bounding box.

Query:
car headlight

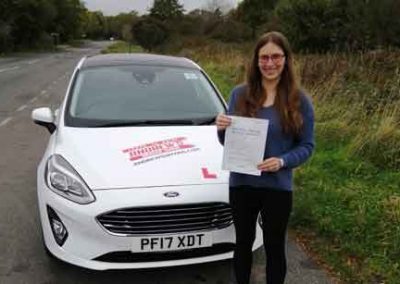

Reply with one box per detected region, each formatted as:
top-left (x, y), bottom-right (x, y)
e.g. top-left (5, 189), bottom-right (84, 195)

top-left (45, 154), bottom-right (95, 204)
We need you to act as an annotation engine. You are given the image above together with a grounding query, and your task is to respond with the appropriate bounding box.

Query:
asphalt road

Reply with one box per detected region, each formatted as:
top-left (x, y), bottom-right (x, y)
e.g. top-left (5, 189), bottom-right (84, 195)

top-left (0, 41), bottom-right (334, 284)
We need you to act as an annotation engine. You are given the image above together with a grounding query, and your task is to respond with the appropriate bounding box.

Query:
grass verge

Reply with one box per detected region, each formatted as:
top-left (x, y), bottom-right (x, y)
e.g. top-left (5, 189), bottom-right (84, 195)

top-left (101, 41), bottom-right (143, 54)
top-left (103, 40), bottom-right (400, 283)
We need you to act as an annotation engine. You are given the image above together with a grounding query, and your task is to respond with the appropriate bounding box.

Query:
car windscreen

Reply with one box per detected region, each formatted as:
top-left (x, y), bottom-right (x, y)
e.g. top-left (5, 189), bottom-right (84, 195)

top-left (65, 65), bottom-right (225, 127)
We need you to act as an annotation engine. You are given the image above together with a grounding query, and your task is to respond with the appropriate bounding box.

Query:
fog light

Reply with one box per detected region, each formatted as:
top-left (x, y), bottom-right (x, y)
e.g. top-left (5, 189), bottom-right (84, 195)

top-left (47, 205), bottom-right (68, 246)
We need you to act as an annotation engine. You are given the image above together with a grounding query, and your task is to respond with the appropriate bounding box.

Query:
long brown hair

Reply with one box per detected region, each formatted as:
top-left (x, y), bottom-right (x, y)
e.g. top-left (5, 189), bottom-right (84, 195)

top-left (236, 31), bottom-right (303, 136)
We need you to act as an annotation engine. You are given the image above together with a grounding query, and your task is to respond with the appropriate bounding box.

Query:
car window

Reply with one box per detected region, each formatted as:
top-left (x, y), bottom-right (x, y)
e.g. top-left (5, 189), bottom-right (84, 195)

top-left (66, 65), bottom-right (225, 127)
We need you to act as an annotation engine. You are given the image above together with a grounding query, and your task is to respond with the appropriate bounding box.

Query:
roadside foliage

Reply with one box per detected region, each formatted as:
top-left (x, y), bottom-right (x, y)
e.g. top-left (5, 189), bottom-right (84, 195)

top-left (3, 0), bottom-right (400, 283)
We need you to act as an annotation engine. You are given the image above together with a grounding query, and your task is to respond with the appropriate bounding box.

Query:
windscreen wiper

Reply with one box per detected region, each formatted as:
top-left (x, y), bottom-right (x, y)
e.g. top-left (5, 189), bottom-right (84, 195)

top-left (194, 116), bottom-right (216, 125)
top-left (92, 119), bottom-right (195, 127)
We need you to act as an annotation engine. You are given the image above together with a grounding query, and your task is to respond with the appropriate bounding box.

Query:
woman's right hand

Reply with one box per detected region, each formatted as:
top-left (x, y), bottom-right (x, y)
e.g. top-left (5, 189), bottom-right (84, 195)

top-left (216, 113), bottom-right (232, 130)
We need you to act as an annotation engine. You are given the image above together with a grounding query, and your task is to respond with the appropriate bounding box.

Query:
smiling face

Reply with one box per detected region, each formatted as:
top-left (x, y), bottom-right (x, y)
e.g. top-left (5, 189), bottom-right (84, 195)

top-left (258, 42), bottom-right (286, 83)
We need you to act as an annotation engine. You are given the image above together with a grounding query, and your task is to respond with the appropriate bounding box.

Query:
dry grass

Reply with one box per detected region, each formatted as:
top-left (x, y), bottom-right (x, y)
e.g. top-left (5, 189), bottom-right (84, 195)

top-left (105, 39), bottom-right (400, 283)
top-left (178, 42), bottom-right (400, 171)
top-left (297, 51), bottom-right (400, 170)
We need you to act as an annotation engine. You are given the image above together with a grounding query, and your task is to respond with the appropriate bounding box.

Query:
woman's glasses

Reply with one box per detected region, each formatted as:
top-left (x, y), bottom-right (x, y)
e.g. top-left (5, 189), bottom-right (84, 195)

top-left (258, 54), bottom-right (285, 64)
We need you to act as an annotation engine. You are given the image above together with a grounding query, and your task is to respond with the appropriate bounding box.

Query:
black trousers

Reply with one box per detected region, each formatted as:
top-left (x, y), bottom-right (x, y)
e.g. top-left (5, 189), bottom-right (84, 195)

top-left (229, 186), bottom-right (293, 284)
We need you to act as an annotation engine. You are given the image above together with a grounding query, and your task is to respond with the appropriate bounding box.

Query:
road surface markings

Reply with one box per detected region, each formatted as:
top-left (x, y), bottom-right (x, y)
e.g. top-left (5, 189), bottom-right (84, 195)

top-left (16, 105), bottom-right (27, 112)
top-left (0, 66), bottom-right (20, 73)
top-left (14, 88), bottom-right (50, 114)
top-left (28, 59), bottom-right (40, 65)
top-left (0, 117), bottom-right (12, 127)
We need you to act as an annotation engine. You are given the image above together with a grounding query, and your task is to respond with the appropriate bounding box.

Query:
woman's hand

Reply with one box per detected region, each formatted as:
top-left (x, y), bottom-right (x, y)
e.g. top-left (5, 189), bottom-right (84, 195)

top-left (216, 113), bottom-right (232, 131)
top-left (257, 157), bottom-right (284, 172)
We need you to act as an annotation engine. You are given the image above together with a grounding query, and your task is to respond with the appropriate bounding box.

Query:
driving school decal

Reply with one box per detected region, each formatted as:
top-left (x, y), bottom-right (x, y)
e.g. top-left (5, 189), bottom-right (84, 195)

top-left (122, 137), bottom-right (200, 166)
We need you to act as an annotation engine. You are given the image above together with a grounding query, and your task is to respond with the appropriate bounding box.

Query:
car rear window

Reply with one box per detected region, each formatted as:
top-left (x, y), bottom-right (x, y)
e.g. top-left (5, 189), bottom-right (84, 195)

top-left (65, 65), bottom-right (225, 127)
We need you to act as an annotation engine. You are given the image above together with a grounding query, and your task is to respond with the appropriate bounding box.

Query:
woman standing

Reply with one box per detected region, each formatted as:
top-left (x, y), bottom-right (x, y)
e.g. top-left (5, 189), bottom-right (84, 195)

top-left (216, 31), bottom-right (315, 284)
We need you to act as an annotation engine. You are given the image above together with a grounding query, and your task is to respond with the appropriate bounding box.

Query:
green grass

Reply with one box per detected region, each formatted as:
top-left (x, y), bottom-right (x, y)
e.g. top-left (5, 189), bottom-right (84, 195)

top-left (102, 41), bottom-right (400, 282)
top-left (292, 135), bottom-right (400, 283)
top-left (185, 43), bottom-right (400, 283)
top-left (201, 62), bottom-right (240, 99)
top-left (101, 41), bottom-right (143, 54)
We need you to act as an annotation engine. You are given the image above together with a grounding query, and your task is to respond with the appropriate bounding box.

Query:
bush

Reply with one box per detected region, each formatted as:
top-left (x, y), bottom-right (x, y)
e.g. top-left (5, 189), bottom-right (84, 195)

top-left (178, 15), bottom-right (204, 36)
top-left (131, 17), bottom-right (169, 51)
top-left (276, 0), bottom-right (341, 52)
top-left (36, 32), bottom-right (56, 50)
top-left (210, 19), bottom-right (252, 42)
top-left (275, 0), bottom-right (400, 52)
top-left (0, 21), bottom-right (12, 53)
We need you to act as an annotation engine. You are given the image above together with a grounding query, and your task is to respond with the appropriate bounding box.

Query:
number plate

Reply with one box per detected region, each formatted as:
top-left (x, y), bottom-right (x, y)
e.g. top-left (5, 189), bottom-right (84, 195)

top-left (131, 232), bottom-right (212, 252)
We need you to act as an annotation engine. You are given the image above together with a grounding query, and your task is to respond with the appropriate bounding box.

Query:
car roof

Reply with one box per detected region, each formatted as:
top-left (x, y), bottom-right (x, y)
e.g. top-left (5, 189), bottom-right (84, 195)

top-left (81, 53), bottom-right (200, 70)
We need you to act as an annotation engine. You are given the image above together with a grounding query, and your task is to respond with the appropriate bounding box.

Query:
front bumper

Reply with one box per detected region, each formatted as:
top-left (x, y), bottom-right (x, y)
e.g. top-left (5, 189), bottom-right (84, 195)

top-left (38, 181), bottom-right (263, 270)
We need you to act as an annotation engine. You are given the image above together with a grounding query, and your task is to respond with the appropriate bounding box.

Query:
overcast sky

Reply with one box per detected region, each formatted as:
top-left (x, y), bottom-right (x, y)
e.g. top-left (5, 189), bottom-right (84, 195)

top-left (83, 0), bottom-right (240, 16)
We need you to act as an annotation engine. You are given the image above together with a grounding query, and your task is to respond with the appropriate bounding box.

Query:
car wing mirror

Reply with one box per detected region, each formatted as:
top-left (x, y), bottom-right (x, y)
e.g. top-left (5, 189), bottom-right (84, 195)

top-left (31, 107), bottom-right (56, 134)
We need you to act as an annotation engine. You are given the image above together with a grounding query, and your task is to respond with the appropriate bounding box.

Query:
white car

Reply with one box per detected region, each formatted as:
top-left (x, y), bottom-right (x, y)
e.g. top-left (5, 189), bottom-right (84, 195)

top-left (32, 53), bottom-right (263, 270)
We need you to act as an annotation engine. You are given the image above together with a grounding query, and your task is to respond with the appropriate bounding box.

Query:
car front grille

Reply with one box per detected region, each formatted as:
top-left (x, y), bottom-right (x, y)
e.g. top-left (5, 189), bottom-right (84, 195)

top-left (97, 202), bottom-right (233, 236)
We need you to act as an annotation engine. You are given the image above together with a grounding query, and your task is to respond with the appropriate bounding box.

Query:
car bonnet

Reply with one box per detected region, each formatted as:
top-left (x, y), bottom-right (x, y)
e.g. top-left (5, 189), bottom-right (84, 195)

top-left (53, 126), bottom-right (229, 190)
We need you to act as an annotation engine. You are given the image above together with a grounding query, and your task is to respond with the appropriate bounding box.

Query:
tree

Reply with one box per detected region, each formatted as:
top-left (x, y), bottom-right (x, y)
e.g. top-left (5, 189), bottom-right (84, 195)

top-left (122, 24), bottom-right (133, 43)
top-left (236, 0), bottom-right (279, 38)
top-left (10, 0), bottom-right (57, 48)
top-left (0, 0), bottom-right (102, 52)
top-left (132, 17), bottom-right (168, 51)
top-left (203, 0), bottom-right (234, 14)
top-left (275, 0), bottom-right (400, 52)
top-left (52, 0), bottom-right (86, 42)
top-left (365, 0), bottom-right (400, 47)
top-left (276, 0), bottom-right (340, 52)
top-left (0, 20), bottom-right (12, 52)
top-left (107, 11), bottom-right (138, 39)
top-left (82, 11), bottom-right (108, 39)
top-left (149, 0), bottom-right (184, 21)
top-left (331, 0), bottom-right (370, 50)
top-left (211, 19), bottom-right (252, 42)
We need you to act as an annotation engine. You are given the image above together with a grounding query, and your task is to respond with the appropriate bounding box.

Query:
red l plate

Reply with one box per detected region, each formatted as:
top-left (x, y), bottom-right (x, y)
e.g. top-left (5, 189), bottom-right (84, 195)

top-left (201, 168), bottom-right (217, 179)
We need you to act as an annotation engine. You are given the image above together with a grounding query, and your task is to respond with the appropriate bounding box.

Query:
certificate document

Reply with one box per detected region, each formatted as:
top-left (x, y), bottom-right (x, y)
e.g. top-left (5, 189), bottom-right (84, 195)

top-left (222, 116), bottom-right (269, 176)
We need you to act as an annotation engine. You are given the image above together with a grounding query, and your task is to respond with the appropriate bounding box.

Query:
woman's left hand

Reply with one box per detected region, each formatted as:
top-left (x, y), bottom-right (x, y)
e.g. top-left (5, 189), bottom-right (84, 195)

top-left (257, 157), bottom-right (283, 172)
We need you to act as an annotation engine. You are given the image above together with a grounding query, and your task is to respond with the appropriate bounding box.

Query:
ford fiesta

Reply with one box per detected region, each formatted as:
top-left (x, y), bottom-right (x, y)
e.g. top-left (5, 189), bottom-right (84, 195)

top-left (32, 53), bottom-right (263, 270)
